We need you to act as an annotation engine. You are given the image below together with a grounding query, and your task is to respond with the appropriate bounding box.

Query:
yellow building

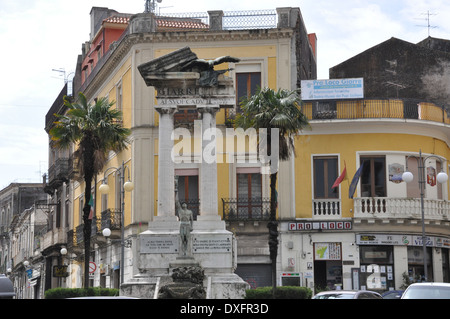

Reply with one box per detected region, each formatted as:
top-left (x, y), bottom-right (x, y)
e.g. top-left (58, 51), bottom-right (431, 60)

top-left (53, 7), bottom-right (317, 290)
top-left (47, 6), bottom-right (449, 295)
top-left (280, 98), bottom-right (450, 291)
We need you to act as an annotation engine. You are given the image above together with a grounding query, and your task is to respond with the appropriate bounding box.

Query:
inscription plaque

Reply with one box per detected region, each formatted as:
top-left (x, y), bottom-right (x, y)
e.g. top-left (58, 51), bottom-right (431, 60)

top-left (192, 235), bottom-right (232, 253)
top-left (140, 235), bottom-right (179, 254)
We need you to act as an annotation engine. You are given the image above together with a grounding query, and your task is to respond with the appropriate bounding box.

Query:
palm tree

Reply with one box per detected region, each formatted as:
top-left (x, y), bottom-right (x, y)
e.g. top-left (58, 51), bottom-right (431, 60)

top-left (49, 92), bottom-right (131, 288)
top-left (235, 87), bottom-right (309, 295)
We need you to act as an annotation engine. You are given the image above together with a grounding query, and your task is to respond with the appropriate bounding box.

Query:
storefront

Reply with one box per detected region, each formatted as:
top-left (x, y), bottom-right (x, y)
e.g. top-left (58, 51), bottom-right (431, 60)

top-left (356, 234), bottom-right (450, 289)
top-left (281, 224), bottom-right (450, 291)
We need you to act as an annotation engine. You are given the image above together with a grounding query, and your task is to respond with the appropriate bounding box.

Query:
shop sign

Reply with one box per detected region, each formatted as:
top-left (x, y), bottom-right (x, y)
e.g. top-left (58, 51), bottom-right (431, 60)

top-left (288, 221), bottom-right (352, 231)
top-left (301, 78), bottom-right (364, 101)
top-left (53, 265), bottom-right (69, 278)
top-left (356, 234), bottom-right (442, 247)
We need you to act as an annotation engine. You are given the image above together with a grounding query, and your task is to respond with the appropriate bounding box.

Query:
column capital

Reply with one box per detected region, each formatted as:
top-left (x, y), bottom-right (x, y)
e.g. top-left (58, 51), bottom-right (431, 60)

top-left (197, 105), bottom-right (220, 115)
top-left (155, 106), bottom-right (177, 115)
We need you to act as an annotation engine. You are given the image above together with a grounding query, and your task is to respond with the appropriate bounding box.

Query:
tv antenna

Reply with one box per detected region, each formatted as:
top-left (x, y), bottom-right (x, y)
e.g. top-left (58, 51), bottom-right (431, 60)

top-left (145, 0), bottom-right (162, 14)
top-left (415, 11), bottom-right (438, 37)
top-left (52, 68), bottom-right (75, 96)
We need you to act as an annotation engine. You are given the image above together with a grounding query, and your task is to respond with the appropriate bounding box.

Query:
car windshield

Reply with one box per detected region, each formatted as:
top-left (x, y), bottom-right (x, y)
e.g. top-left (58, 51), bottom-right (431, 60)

top-left (314, 293), bottom-right (355, 299)
top-left (403, 286), bottom-right (450, 299)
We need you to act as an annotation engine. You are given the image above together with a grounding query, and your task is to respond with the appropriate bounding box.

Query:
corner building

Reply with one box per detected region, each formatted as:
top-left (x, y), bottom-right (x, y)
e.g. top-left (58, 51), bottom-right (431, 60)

top-left (55, 7), bottom-right (317, 290)
top-left (279, 37), bottom-right (450, 292)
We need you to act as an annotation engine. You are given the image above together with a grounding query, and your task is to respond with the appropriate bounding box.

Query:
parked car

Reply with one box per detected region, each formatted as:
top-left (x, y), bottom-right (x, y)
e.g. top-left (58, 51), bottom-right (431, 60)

top-left (0, 274), bottom-right (15, 299)
top-left (401, 283), bottom-right (450, 299)
top-left (313, 290), bottom-right (382, 299)
top-left (381, 290), bottom-right (404, 299)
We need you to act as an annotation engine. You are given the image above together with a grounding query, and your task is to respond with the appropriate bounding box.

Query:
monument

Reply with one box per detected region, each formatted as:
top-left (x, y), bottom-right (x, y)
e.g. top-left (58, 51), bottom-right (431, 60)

top-left (120, 47), bottom-right (249, 299)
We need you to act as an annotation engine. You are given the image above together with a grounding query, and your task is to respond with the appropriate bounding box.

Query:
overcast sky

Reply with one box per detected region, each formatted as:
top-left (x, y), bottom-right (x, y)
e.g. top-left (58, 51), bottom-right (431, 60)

top-left (0, 0), bottom-right (449, 189)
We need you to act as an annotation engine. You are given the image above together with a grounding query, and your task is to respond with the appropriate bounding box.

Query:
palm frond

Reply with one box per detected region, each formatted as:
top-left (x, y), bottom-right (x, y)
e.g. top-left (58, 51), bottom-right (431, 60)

top-left (234, 87), bottom-right (309, 162)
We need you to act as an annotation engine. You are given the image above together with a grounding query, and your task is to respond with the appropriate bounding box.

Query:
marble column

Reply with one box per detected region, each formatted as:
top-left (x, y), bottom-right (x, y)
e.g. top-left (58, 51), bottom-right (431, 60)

top-left (155, 106), bottom-right (177, 218)
top-left (198, 106), bottom-right (220, 220)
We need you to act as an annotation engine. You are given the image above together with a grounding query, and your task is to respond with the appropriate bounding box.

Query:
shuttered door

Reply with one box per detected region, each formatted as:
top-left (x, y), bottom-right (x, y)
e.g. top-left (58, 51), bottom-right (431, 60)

top-left (235, 264), bottom-right (271, 289)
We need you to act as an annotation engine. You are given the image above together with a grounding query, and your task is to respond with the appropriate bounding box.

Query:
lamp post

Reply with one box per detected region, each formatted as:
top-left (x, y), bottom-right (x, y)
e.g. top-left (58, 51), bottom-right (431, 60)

top-left (402, 150), bottom-right (448, 282)
top-left (99, 161), bottom-right (134, 285)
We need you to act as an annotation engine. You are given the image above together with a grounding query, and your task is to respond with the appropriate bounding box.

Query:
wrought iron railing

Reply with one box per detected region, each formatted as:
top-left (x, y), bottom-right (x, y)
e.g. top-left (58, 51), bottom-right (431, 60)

top-left (47, 158), bottom-right (69, 186)
top-left (158, 10), bottom-right (277, 30)
top-left (302, 99), bottom-right (450, 124)
top-left (222, 197), bottom-right (271, 221)
top-left (101, 209), bottom-right (122, 231)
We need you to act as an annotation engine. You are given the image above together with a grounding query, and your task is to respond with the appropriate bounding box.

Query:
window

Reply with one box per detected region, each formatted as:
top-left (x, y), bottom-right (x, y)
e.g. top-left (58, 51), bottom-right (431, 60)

top-left (237, 169), bottom-right (262, 218)
top-left (360, 156), bottom-right (386, 197)
top-left (236, 72), bottom-right (261, 110)
top-left (313, 157), bottom-right (339, 199)
top-left (176, 169), bottom-right (199, 219)
top-left (116, 83), bottom-right (123, 111)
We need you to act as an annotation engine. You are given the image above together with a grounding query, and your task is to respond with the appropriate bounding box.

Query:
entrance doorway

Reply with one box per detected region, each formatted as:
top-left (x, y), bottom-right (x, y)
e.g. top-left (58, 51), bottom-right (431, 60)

top-left (313, 243), bottom-right (343, 291)
top-left (314, 260), bottom-right (343, 290)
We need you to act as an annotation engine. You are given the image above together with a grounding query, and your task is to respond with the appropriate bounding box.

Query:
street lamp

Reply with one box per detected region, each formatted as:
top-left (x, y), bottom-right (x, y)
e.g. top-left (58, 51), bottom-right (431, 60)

top-left (99, 161), bottom-right (134, 285)
top-left (402, 150), bottom-right (448, 282)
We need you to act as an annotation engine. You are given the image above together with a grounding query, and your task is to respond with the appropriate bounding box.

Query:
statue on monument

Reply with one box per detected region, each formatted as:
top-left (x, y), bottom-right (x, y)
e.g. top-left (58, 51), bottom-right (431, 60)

top-left (180, 55), bottom-right (240, 87)
top-left (175, 177), bottom-right (193, 257)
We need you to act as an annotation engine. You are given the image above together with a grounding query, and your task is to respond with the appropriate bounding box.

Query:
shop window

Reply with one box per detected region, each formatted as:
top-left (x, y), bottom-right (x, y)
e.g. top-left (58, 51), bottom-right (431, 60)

top-left (407, 246), bottom-right (433, 282)
top-left (359, 245), bottom-right (395, 291)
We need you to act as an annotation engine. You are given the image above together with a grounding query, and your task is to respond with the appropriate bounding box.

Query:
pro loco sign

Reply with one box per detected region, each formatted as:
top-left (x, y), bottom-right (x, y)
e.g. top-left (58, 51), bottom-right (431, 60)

top-left (288, 221), bottom-right (352, 231)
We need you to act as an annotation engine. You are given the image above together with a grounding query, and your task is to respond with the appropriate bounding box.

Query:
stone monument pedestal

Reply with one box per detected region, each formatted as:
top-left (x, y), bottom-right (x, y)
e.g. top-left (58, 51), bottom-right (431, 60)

top-left (121, 47), bottom-right (249, 299)
top-left (120, 218), bottom-right (249, 299)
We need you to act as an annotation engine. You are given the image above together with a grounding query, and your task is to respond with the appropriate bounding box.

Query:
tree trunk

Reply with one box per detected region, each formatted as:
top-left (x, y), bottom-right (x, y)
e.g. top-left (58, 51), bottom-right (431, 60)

top-left (82, 136), bottom-right (95, 288)
top-left (268, 172), bottom-right (278, 297)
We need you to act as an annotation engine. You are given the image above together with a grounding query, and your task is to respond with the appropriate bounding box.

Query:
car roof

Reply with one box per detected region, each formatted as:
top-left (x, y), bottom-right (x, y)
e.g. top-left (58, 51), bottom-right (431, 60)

top-left (315, 290), bottom-right (380, 295)
top-left (408, 282), bottom-right (450, 287)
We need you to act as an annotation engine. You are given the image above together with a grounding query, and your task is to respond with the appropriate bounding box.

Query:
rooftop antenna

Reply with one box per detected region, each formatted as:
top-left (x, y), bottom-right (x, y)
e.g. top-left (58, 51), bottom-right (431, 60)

top-left (145, 0), bottom-right (162, 14)
top-left (415, 11), bottom-right (438, 37)
top-left (52, 68), bottom-right (75, 96)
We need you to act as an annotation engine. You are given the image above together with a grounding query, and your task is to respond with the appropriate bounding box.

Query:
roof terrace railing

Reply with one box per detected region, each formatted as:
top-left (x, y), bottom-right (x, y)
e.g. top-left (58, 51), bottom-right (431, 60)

top-left (159, 9), bottom-right (277, 30)
top-left (302, 99), bottom-right (450, 125)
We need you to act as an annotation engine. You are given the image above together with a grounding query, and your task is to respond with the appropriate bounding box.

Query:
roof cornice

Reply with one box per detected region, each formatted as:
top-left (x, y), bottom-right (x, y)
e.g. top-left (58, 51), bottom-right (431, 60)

top-left (81, 28), bottom-right (294, 100)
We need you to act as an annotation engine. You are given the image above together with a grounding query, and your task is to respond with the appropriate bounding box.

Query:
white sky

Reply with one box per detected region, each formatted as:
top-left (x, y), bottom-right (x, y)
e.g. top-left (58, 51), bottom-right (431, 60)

top-left (0, 0), bottom-right (449, 189)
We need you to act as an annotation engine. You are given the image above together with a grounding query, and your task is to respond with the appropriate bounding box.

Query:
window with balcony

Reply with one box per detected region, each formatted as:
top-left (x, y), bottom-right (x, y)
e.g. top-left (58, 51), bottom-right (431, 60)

top-left (360, 156), bottom-right (386, 197)
top-left (313, 156), bottom-right (340, 217)
top-left (237, 168), bottom-right (263, 219)
top-left (176, 169), bottom-right (199, 219)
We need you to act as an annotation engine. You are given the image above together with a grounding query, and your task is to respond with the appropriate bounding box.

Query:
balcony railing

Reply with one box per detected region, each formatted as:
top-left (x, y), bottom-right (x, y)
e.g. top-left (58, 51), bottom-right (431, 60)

top-left (302, 99), bottom-right (450, 125)
top-left (354, 197), bottom-right (450, 221)
top-left (222, 197), bottom-right (271, 221)
top-left (313, 199), bottom-right (341, 219)
top-left (101, 209), bottom-right (121, 231)
top-left (46, 158), bottom-right (69, 189)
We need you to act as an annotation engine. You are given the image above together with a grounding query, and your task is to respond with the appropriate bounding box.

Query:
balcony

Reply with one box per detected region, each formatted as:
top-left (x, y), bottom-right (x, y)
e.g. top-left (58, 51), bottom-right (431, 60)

top-left (353, 197), bottom-right (450, 223)
top-left (312, 199), bottom-right (341, 219)
top-left (222, 197), bottom-right (271, 221)
top-left (45, 158), bottom-right (69, 193)
top-left (302, 99), bottom-right (450, 124)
